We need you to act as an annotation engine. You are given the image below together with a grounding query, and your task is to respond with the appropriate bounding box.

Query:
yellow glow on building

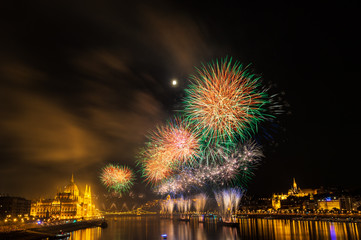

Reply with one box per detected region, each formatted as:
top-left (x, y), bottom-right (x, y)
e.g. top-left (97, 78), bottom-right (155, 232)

top-left (271, 178), bottom-right (317, 210)
top-left (318, 199), bottom-right (341, 210)
top-left (30, 174), bottom-right (100, 219)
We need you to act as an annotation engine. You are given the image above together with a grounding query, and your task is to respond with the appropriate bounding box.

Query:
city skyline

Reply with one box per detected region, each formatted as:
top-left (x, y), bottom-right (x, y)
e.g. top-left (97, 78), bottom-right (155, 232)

top-left (0, 2), bottom-right (359, 200)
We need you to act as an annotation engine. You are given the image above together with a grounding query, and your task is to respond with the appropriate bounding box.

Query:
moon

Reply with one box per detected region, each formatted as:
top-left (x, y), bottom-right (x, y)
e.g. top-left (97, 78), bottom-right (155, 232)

top-left (171, 79), bottom-right (178, 86)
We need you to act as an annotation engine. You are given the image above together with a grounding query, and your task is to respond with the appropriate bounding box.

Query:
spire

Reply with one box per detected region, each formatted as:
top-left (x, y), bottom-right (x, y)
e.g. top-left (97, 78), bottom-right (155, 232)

top-left (293, 178), bottom-right (297, 190)
top-left (71, 173), bottom-right (74, 183)
top-left (85, 185), bottom-right (88, 195)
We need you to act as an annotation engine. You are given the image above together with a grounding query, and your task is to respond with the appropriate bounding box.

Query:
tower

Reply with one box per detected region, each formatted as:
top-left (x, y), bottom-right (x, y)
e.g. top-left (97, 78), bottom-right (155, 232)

top-left (88, 185), bottom-right (91, 199)
top-left (84, 184), bottom-right (92, 205)
top-left (83, 184), bottom-right (93, 217)
top-left (293, 178), bottom-right (297, 191)
top-left (64, 174), bottom-right (79, 198)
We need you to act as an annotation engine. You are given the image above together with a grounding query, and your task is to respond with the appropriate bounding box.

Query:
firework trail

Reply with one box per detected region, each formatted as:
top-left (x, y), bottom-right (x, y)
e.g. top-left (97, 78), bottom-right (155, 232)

top-left (156, 141), bottom-right (262, 194)
top-left (100, 164), bottom-right (135, 193)
top-left (184, 58), bottom-right (270, 143)
top-left (152, 117), bottom-right (201, 164)
top-left (139, 149), bottom-right (174, 184)
top-left (176, 195), bottom-right (192, 214)
top-left (194, 193), bottom-right (207, 213)
top-left (138, 117), bottom-right (201, 184)
top-left (160, 195), bottom-right (175, 215)
top-left (214, 187), bottom-right (244, 222)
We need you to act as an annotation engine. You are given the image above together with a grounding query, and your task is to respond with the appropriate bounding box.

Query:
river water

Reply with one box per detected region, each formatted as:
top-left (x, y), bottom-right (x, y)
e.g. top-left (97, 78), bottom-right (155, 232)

top-left (68, 216), bottom-right (361, 240)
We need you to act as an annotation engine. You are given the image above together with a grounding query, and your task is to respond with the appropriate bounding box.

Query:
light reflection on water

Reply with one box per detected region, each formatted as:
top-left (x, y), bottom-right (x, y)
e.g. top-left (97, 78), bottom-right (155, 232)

top-left (68, 216), bottom-right (361, 240)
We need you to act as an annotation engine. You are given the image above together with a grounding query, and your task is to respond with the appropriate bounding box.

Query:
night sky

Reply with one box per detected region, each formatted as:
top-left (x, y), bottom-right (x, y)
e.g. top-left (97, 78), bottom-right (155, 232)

top-left (0, 1), bottom-right (359, 200)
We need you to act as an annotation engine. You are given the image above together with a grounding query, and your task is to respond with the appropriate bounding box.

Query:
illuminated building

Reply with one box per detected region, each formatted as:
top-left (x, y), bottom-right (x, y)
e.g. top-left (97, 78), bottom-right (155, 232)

top-left (271, 178), bottom-right (357, 211)
top-left (272, 178), bottom-right (317, 210)
top-left (318, 197), bottom-right (341, 210)
top-left (318, 196), bottom-right (354, 211)
top-left (30, 174), bottom-right (99, 219)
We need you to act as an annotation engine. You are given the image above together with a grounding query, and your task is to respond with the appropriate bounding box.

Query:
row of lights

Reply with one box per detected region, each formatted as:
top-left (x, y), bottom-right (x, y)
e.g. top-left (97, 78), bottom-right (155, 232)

top-left (4, 217), bottom-right (35, 223)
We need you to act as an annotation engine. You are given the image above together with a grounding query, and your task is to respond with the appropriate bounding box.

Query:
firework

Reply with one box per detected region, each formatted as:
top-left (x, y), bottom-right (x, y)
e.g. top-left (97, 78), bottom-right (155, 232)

top-left (100, 164), bottom-right (135, 193)
top-left (184, 58), bottom-right (270, 143)
top-left (176, 195), bottom-right (192, 219)
top-left (193, 193), bottom-right (207, 213)
top-left (141, 152), bottom-right (173, 183)
top-left (138, 117), bottom-right (201, 184)
top-left (160, 195), bottom-right (175, 215)
top-left (136, 57), bottom-right (283, 196)
top-left (214, 187), bottom-right (244, 222)
top-left (156, 141), bottom-right (262, 194)
top-left (151, 117), bottom-right (200, 164)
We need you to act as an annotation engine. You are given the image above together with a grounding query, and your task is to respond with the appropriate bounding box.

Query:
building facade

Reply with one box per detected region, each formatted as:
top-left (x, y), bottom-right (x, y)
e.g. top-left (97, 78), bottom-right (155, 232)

top-left (0, 196), bottom-right (31, 219)
top-left (272, 178), bottom-right (317, 210)
top-left (318, 196), bottom-right (354, 211)
top-left (271, 178), bottom-right (357, 211)
top-left (30, 175), bottom-right (99, 219)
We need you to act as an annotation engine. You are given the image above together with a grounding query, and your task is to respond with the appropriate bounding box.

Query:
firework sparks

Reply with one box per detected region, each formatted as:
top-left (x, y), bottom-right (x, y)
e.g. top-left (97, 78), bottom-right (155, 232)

top-left (151, 117), bottom-right (201, 164)
top-left (100, 164), bottom-right (135, 193)
top-left (137, 58), bottom-right (283, 195)
top-left (214, 187), bottom-right (244, 222)
top-left (184, 58), bottom-right (270, 143)
top-left (176, 195), bottom-right (192, 219)
top-left (141, 152), bottom-right (173, 183)
top-left (156, 141), bottom-right (262, 194)
top-left (160, 195), bottom-right (175, 215)
top-left (138, 117), bottom-right (201, 184)
top-left (194, 193), bottom-right (207, 213)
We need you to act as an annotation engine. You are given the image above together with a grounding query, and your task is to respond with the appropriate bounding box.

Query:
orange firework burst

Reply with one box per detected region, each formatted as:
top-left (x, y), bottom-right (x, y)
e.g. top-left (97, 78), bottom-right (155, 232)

top-left (184, 58), bottom-right (269, 143)
top-left (142, 154), bottom-right (173, 183)
top-left (100, 164), bottom-right (135, 193)
top-left (138, 117), bottom-right (200, 184)
top-left (151, 117), bottom-right (200, 164)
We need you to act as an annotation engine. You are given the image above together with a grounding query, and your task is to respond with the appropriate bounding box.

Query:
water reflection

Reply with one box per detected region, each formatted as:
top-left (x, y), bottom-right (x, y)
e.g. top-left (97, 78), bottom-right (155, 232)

top-left (69, 216), bottom-right (361, 240)
top-left (239, 218), bottom-right (361, 240)
top-left (70, 226), bottom-right (101, 240)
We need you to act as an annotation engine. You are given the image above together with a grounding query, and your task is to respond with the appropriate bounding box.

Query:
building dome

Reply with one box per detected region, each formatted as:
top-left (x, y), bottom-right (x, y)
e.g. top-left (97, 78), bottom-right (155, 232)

top-left (64, 174), bottom-right (79, 197)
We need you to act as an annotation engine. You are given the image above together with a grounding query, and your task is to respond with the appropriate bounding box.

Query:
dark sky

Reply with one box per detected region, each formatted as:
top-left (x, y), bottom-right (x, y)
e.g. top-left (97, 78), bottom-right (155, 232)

top-left (0, 1), bottom-right (359, 200)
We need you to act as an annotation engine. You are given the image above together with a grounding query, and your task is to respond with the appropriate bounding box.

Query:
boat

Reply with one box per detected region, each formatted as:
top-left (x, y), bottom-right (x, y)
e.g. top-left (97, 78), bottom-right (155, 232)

top-left (52, 231), bottom-right (71, 239)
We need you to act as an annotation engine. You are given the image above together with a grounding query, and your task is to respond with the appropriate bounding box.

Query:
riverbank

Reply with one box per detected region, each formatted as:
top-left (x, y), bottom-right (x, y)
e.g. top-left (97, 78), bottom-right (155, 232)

top-left (0, 219), bottom-right (106, 240)
top-left (238, 213), bottom-right (361, 222)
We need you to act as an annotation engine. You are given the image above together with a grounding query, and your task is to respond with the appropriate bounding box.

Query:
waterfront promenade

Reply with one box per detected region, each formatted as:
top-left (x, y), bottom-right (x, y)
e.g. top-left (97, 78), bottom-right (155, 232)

top-left (0, 219), bottom-right (105, 240)
top-left (238, 212), bottom-right (361, 222)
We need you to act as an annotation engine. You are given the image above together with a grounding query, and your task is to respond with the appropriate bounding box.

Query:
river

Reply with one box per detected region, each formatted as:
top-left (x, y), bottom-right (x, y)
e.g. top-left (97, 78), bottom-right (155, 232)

top-left (68, 216), bottom-right (361, 240)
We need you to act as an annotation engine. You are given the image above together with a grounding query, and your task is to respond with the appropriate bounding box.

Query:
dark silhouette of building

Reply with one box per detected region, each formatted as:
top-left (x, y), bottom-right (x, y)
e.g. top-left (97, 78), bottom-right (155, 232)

top-left (0, 196), bottom-right (31, 219)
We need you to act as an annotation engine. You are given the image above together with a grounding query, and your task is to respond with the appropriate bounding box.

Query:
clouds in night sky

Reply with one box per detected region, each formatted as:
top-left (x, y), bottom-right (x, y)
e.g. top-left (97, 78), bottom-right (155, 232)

top-left (0, 53), bottom-right (167, 197)
top-left (0, 2), bottom-right (212, 198)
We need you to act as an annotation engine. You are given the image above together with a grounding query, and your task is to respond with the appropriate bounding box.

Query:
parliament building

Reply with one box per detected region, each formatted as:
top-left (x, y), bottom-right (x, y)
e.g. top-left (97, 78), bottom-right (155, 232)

top-left (30, 175), bottom-right (99, 219)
